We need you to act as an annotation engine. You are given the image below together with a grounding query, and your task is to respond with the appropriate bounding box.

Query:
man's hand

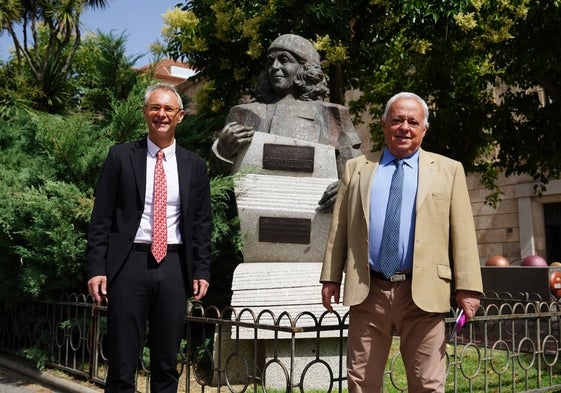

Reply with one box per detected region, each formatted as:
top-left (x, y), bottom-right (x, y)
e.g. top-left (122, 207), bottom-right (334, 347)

top-left (216, 121), bottom-right (255, 159)
top-left (455, 290), bottom-right (481, 321)
top-left (192, 279), bottom-right (210, 301)
top-left (317, 180), bottom-right (340, 213)
top-left (87, 275), bottom-right (107, 304)
top-left (321, 282), bottom-right (341, 313)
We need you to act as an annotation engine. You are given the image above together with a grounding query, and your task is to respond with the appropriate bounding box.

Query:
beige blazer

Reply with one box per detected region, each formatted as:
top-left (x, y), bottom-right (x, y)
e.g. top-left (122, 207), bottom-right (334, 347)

top-left (320, 149), bottom-right (483, 313)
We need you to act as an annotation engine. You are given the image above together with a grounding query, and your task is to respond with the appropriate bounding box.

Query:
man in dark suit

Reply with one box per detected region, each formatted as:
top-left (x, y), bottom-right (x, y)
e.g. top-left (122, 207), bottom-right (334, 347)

top-left (87, 83), bottom-right (212, 393)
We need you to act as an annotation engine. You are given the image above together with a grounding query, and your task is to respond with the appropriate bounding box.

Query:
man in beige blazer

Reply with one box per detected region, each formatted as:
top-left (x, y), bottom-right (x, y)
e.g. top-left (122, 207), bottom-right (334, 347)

top-left (320, 92), bottom-right (483, 393)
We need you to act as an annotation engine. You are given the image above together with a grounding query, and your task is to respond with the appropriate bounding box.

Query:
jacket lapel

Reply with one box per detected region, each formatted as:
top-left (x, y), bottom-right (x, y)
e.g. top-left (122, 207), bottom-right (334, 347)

top-left (131, 139), bottom-right (148, 207)
top-left (357, 149), bottom-right (436, 224)
top-left (359, 150), bottom-right (382, 224)
top-left (176, 148), bottom-right (192, 214)
top-left (416, 149), bottom-right (437, 209)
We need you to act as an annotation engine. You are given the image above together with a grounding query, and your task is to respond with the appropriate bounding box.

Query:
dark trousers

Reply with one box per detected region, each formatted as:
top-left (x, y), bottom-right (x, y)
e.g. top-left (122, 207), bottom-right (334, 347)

top-left (105, 248), bottom-right (188, 393)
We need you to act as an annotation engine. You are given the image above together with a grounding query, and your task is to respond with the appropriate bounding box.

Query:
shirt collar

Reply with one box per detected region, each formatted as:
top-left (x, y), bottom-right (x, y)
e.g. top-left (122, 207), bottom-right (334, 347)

top-left (381, 147), bottom-right (419, 169)
top-left (147, 137), bottom-right (176, 160)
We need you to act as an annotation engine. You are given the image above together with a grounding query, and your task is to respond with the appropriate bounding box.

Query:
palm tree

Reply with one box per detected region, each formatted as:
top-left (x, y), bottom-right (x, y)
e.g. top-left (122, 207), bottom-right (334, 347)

top-left (0, 0), bottom-right (109, 112)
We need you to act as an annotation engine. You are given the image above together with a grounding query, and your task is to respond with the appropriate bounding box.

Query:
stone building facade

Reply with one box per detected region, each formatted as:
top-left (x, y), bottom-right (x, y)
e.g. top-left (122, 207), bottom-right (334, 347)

top-left (468, 172), bottom-right (561, 265)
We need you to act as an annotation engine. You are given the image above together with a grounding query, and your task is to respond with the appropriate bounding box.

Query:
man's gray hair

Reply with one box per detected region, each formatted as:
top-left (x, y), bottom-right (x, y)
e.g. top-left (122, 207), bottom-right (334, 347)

top-left (382, 92), bottom-right (429, 128)
top-left (144, 83), bottom-right (184, 110)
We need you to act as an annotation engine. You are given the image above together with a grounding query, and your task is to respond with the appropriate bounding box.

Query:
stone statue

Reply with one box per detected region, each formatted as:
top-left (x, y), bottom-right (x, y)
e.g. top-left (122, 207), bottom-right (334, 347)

top-left (210, 34), bottom-right (362, 211)
top-left (213, 35), bottom-right (358, 377)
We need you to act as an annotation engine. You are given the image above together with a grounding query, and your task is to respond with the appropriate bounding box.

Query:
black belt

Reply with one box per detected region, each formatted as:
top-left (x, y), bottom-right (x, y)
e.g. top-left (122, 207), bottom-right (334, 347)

top-left (370, 270), bottom-right (412, 282)
top-left (133, 243), bottom-right (183, 253)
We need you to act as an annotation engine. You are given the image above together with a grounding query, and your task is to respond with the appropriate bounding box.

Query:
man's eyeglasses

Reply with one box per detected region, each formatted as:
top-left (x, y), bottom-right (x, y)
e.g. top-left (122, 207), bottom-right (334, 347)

top-left (146, 105), bottom-right (180, 115)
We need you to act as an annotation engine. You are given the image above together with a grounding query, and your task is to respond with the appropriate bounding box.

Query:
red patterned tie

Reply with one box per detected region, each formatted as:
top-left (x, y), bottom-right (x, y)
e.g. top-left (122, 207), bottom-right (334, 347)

top-left (151, 150), bottom-right (167, 263)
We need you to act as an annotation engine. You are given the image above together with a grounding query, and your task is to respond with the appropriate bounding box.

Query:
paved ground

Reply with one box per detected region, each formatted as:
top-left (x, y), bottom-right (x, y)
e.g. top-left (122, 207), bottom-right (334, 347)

top-left (0, 356), bottom-right (100, 393)
top-left (0, 355), bottom-right (208, 393)
top-left (0, 365), bottom-right (63, 393)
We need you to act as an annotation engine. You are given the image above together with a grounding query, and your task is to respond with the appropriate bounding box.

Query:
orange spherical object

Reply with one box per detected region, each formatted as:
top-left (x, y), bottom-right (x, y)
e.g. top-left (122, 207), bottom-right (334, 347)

top-left (521, 255), bottom-right (548, 267)
top-left (485, 255), bottom-right (510, 267)
top-left (550, 272), bottom-right (561, 298)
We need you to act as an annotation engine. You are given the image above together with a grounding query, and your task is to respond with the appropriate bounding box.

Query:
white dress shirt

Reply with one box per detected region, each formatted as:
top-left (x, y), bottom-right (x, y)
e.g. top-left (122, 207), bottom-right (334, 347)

top-left (134, 137), bottom-right (182, 244)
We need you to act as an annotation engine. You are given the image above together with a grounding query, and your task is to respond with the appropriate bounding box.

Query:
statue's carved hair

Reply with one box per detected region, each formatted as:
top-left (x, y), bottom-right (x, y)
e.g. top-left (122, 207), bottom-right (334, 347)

top-left (253, 34), bottom-right (329, 103)
top-left (254, 62), bottom-right (329, 103)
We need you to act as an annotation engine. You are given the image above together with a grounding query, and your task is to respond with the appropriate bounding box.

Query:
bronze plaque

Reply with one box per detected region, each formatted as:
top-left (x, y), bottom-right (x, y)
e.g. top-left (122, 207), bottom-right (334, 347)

top-left (262, 143), bottom-right (315, 173)
top-left (258, 217), bottom-right (311, 244)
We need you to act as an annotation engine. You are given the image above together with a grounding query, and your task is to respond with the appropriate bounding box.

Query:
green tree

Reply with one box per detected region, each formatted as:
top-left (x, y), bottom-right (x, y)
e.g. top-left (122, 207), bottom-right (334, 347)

top-left (72, 30), bottom-right (141, 122)
top-left (0, 78), bottom-right (150, 300)
top-left (161, 0), bottom-right (561, 200)
top-left (0, 0), bottom-right (109, 112)
top-left (491, 0), bottom-right (561, 191)
top-left (0, 60), bottom-right (36, 119)
top-left (0, 111), bottom-right (102, 299)
top-left (0, 31), bottom-right (146, 299)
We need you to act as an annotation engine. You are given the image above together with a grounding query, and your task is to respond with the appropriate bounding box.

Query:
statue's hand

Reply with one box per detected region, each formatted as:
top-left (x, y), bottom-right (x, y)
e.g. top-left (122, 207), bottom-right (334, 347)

top-left (317, 180), bottom-right (340, 213)
top-left (216, 121), bottom-right (255, 159)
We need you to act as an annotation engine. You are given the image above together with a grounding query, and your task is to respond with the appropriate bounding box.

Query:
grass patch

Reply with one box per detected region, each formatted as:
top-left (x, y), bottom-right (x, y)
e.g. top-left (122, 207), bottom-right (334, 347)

top-left (383, 338), bottom-right (561, 393)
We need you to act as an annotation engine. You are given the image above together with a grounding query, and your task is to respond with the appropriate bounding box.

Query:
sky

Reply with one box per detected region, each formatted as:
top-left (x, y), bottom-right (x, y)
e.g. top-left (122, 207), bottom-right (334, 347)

top-left (0, 0), bottom-right (181, 66)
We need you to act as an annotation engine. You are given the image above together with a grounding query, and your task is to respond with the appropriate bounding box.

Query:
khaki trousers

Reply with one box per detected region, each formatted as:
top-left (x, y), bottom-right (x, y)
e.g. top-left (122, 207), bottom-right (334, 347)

top-left (347, 276), bottom-right (446, 393)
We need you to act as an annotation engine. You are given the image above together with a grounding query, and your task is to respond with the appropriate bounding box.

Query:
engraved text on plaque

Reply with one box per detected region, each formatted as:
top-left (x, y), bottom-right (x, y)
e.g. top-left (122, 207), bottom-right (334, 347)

top-left (259, 216), bottom-right (311, 244)
top-left (262, 144), bottom-right (315, 173)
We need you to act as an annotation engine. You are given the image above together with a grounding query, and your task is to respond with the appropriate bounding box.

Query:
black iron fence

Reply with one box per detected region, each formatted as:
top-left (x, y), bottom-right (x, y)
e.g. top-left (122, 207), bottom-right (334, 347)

top-left (1, 292), bottom-right (561, 392)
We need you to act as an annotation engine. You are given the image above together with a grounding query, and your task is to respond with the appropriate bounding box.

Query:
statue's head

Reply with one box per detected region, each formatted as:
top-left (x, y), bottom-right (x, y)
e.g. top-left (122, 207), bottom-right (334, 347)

top-left (267, 34), bottom-right (321, 67)
top-left (254, 34), bottom-right (329, 103)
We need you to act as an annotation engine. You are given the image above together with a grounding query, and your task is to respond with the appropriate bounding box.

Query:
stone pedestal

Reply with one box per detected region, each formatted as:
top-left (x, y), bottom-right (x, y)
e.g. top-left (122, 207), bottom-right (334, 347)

top-left (224, 132), bottom-right (348, 387)
top-left (235, 175), bottom-right (333, 263)
top-left (232, 131), bottom-right (338, 265)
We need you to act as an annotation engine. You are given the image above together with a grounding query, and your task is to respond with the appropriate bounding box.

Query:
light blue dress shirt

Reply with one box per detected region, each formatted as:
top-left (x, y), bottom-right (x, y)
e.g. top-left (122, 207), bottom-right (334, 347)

top-left (368, 148), bottom-right (419, 273)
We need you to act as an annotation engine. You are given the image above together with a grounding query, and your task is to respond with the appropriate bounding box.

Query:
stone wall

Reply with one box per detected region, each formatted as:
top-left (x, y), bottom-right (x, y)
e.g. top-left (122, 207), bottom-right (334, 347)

top-left (467, 172), bottom-right (561, 265)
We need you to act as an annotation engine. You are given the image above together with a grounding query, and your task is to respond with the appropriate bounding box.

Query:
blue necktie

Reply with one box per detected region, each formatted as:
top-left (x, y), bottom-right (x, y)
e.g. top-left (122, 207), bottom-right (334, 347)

top-left (379, 159), bottom-right (404, 279)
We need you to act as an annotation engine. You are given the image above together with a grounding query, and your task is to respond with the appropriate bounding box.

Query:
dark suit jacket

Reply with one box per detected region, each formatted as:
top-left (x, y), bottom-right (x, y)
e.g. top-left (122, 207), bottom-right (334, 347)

top-left (87, 138), bottom-right (212, 291)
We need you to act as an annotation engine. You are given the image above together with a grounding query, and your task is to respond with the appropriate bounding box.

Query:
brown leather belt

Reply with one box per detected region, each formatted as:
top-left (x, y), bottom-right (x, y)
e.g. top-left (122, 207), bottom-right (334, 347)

top-left (370, 270), bottom-right (412, 282)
